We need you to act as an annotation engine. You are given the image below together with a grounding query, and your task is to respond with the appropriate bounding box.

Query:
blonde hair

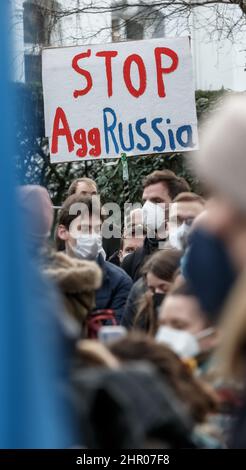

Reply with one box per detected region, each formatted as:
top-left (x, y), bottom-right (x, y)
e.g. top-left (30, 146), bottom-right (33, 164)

top-left (215, 268), bottom-right (246, 379)
top-left (76, 340), bottom-right (119, 368)
top-left (68, 177), bottom-right (97, 197)
top-left (173, 192), bottom-right (205, 205)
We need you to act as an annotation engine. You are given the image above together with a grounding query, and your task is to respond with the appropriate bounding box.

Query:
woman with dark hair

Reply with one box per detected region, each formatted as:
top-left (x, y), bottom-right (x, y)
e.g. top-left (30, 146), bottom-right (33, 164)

top-left (109, 332), bottom-right (218, 425)
top-left (122, 249), bottom-right (181, 333)
top-left (109, 333), bottom-right (226, 448)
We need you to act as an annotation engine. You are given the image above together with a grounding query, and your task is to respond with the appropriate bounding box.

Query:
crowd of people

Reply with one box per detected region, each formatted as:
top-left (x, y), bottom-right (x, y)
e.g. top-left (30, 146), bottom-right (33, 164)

top-left (18, 95), bottom-right (246, 448)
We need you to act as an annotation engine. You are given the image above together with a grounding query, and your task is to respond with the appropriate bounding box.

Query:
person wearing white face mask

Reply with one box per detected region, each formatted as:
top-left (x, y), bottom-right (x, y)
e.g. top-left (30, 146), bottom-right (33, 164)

top-left (121, 170), bottom-right (190, 282)
top-left (167, 192), bottom-right (205, 251)
top-left (122, 248), bottom-right (181, 332)
top-left (56, 194), bottom-right (133, 324)
top-left (67, 177), bottom-right (122, 260)
top-left (157, 283), bottom-right (219, 370)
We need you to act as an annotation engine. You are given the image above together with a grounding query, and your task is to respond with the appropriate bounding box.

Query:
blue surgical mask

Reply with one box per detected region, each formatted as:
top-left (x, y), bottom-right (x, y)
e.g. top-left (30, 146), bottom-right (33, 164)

top-left (182, 228), bottom-right (237, 318)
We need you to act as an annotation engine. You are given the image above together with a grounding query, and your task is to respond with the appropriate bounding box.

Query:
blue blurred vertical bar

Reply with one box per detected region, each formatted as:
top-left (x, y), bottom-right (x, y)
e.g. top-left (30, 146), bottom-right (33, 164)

top-left (0, 2), bottom-right (74, 448)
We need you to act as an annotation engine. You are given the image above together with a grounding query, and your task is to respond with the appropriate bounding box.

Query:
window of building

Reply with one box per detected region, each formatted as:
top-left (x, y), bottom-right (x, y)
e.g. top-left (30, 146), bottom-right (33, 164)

top-left (23, 1), bottom-right (47, 45)
top-left (126, 20), bottom-right (144, 40)
top-left (24, 54), bottom-right (42, 83)
top-left (23, 1), bottom-right (61, 83)
top-left (112, 18), bottom-right (121, 42)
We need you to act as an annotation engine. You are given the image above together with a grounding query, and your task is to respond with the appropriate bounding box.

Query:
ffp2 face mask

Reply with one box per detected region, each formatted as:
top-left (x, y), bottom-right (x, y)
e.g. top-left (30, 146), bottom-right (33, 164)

top-left (142, 201), bottom-right (165, 234)
top-left (156, 326), bottom-right (200, 358)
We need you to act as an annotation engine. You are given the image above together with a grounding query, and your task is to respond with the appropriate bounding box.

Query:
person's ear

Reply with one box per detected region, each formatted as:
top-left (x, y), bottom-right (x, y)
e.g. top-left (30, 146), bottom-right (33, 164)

top-left (118, 250), bottom-right (123, 263)
top-left (57, 224), bottom-right (69, 241)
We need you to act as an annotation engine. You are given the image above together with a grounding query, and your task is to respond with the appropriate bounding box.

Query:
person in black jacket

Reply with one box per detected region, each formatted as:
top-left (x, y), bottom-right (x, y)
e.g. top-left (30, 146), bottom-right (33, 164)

top-left (121, 170), bottom-right (190, 282)
top-left (109, 224), bottom-right (146, 267)
top-left (56, 194), bottom-right (132, 324)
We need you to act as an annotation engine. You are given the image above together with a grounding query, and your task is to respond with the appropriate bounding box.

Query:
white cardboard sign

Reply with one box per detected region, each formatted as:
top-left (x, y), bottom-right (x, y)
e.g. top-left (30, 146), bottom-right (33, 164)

top-left (42, 37), bottom-right (198, 163)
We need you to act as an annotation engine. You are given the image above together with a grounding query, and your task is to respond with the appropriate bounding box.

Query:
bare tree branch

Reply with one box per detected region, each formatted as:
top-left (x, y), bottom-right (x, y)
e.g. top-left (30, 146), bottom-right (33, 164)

top-left (47, 1), bottom-right (246, 41)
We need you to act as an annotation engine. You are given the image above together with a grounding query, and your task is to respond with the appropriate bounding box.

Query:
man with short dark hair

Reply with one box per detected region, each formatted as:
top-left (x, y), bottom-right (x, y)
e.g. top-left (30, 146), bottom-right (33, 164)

top-left (121, 170), bottom-right (191, 281)
top-left (56, 194), bottom-right (132, 323)
top-left (142, 170), bottom-right (190, 203)
top-left (67, 176), bottom-right (120, 259)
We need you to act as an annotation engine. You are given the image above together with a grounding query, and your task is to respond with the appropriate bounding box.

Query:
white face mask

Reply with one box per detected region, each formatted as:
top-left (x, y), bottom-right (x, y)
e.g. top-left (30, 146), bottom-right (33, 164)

top-left (156, 326), bottom-right (200, 358)
top-left (73, 233), bottom-right (104, 260)
top-left (169, 222), bottom-right (191, 251)
top-left (142, 200), bottom-right (165, 234)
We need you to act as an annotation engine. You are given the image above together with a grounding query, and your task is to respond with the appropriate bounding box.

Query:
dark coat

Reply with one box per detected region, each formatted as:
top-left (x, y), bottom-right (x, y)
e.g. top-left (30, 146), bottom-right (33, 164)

top-left (121, 236), bottom-right (164, 282)
top-left (96, 255), bottom-right (133, 323)
top-left (108, 250), bottom-right (121, 267)
top-left (121, 278), bottom-right (146, 330)
top-left (72, 365), bottom-right (196, 449)
top-left (102, 223), bottom-right (121, 259)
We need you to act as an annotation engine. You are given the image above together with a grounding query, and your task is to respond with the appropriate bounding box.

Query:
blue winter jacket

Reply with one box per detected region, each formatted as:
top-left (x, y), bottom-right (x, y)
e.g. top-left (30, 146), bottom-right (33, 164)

top-left (95, 255), bottom-right (133, 323)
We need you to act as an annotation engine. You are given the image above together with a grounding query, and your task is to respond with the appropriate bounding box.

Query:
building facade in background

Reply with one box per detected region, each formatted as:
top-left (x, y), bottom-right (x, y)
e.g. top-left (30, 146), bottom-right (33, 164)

top-left (12, 0), bottom-right (246, 90)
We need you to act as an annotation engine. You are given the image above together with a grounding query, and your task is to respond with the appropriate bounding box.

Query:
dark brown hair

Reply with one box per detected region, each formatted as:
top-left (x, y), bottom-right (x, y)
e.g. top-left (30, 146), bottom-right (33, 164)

top-left (109, 333), bottom-right (218, 423)
top-left (55, 194), bottom-right (103, 250)
top-left (143, 170), bottom-right (190, 200)
top-left (58, 194), bottom-right (102, 230)
top-left (134, 249), bottom-right (182, 333)
top-left (142, 248), bottom-right (182, 280)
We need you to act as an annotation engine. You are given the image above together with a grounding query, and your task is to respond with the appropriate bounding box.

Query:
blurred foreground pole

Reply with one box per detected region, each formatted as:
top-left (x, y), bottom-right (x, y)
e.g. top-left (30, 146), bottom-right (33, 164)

top-left (0, 3), bottom-right (74, 448)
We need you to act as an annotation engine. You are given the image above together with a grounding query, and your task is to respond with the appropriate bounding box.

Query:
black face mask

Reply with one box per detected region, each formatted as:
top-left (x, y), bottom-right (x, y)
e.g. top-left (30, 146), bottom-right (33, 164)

top-left (153, 293), bottom-right (166, 312)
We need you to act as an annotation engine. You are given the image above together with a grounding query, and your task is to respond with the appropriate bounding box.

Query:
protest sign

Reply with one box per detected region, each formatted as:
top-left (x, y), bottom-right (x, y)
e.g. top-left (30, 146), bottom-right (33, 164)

top-left (42, 37), bottom-right (198, 163)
